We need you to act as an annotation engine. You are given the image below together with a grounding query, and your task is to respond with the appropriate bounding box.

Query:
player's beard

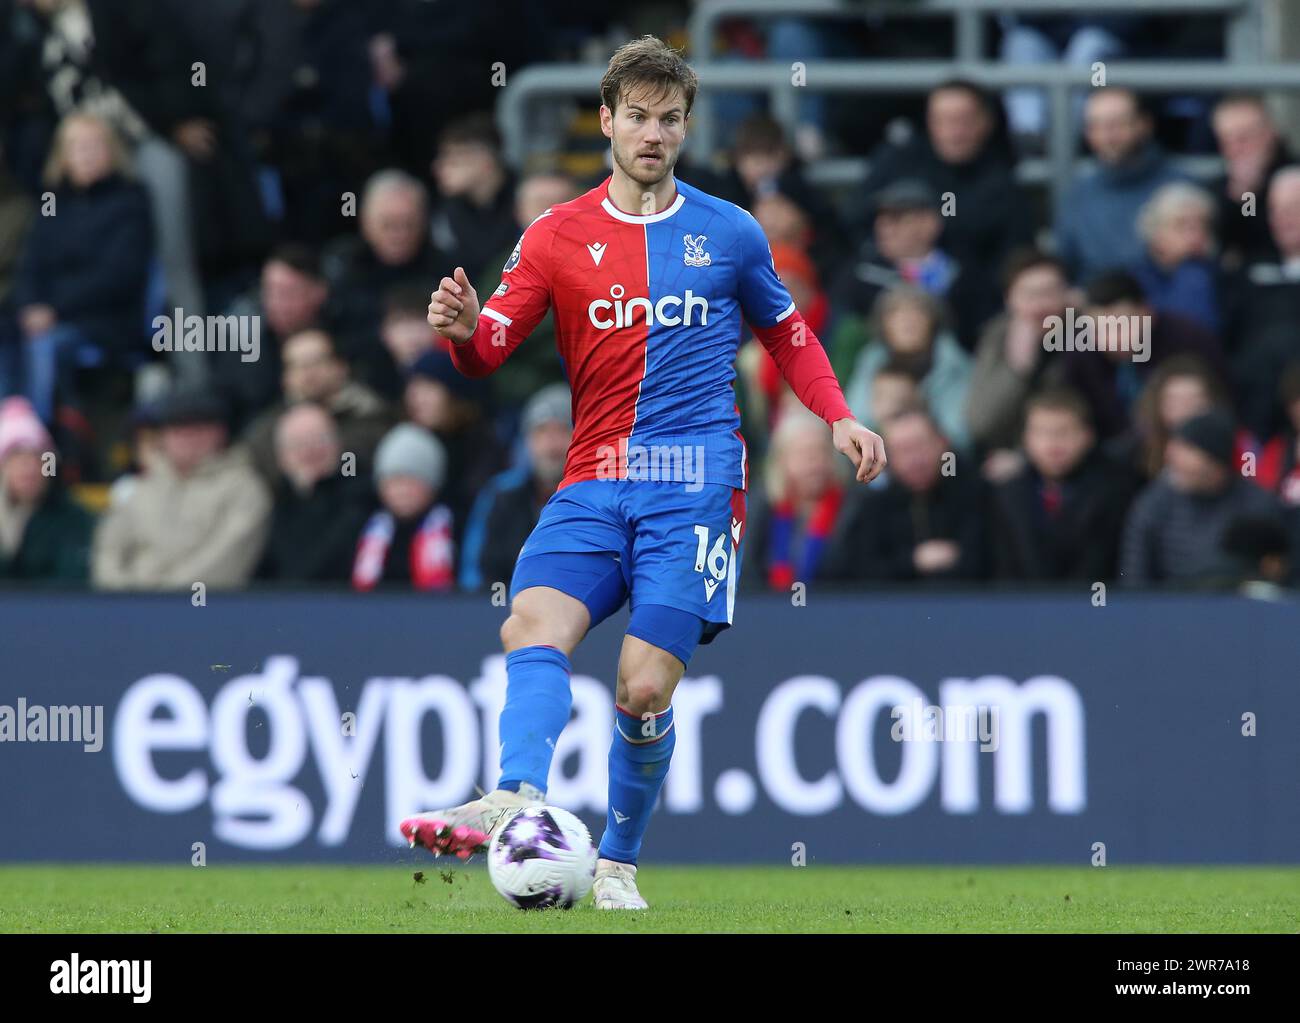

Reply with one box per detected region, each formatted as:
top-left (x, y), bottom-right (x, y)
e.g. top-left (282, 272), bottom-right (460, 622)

top-left (611, 135), bottom-right (678, 193)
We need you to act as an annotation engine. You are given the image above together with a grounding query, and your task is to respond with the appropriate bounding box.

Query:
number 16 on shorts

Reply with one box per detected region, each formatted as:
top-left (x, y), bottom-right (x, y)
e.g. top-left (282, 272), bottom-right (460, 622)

top-left (693, 524), bottom-right (729, 602)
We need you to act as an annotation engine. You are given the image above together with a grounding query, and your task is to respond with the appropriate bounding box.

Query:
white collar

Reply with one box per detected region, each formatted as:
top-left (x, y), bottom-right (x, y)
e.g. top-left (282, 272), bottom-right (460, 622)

top-left (600, 188), bottom-right (685, 224)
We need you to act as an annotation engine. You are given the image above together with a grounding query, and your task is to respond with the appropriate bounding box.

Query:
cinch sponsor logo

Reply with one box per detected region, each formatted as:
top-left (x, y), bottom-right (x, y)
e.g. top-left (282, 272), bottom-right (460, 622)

top-left (588, 284), bottom-right (709, 329)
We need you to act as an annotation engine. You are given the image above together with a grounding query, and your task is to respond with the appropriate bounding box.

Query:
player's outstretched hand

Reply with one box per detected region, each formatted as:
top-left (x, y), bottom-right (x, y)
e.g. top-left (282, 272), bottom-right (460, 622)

top-left (427, 266), bottom-right (480, 345)
top-left (832, 417), bottom-right (887, 484)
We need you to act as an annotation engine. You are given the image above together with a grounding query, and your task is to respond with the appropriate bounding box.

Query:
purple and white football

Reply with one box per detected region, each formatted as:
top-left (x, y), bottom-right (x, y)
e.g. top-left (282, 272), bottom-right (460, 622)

top-left (487, 806), bottom-right (597, 910)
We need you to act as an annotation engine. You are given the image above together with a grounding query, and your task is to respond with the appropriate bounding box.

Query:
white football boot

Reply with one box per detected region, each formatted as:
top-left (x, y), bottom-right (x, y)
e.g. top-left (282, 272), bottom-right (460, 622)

top-left (400, 783), bottom-right (543, 859)
top-left (593, 858), bottom-right (649, 910)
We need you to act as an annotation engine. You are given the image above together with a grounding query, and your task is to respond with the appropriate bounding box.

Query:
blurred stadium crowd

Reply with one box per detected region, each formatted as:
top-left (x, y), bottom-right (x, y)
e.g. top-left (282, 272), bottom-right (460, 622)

top-left (0, 0), bottom-right (1297, 594)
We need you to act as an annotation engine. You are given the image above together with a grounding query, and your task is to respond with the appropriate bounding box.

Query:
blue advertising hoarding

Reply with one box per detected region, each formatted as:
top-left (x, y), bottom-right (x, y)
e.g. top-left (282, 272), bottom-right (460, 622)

top-left (0, 591), bottom-right (1296, 864)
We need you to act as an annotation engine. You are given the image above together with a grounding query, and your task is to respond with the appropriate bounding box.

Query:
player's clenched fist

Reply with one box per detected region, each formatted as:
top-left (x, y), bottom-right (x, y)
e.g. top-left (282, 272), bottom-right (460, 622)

top-left (427, 266), bottom-right (480, 345)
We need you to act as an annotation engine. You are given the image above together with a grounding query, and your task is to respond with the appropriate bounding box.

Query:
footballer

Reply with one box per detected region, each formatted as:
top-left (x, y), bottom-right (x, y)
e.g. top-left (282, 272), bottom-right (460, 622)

top-left (401, 35), bottom-right (886, 909)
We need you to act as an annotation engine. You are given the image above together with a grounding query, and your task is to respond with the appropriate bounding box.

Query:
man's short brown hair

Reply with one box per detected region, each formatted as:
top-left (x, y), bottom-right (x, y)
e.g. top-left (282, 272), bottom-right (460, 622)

top-left (1025, 387), bottom-right (1093, 430)
top-left (600, 35), bottom-right (699, 116)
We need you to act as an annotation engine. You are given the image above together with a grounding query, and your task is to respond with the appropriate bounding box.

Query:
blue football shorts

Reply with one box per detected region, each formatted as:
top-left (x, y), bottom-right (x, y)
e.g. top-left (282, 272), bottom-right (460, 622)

top-left (508, 479), bottom-right (747, 665)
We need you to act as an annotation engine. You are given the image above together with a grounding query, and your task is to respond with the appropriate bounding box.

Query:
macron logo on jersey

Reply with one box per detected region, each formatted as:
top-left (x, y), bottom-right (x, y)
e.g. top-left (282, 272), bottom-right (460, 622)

top-left (587, 242), bottom-right (607, 266)
top-left (588, 284), bottom-right (709, 329)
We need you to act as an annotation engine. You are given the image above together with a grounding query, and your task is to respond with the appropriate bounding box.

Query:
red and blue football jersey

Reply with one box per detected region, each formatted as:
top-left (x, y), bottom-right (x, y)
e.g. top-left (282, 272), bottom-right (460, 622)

top-left (450, 176), bottom-right (851, 490)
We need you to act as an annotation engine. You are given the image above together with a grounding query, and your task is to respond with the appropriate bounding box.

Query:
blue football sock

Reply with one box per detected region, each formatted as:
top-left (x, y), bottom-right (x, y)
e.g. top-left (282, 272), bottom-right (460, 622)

top-left (598, 704), bottom-right (675, 864)
top-left (497, 645), bottom-right (572, 795)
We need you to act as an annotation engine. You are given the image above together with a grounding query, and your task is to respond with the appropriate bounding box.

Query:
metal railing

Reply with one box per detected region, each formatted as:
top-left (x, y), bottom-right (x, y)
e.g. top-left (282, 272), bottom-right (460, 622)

top-left (498, 59), bottom-right (1300, 212)
top-left (685, 0), bottom-right (1260, 68)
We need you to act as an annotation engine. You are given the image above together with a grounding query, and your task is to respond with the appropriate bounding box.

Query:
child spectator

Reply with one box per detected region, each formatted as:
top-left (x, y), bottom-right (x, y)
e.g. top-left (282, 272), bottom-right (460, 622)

top-left (353, 423), bottom-right (454, 592)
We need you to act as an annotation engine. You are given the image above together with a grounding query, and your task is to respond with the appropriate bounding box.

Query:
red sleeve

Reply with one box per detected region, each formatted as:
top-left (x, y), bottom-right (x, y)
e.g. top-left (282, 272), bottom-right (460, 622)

top-left (448, 212), bottom-right (555, 378)
top-left (448, 315), bottom-right (512, 378)
top-left (751, 311), bottom-right (853, 425)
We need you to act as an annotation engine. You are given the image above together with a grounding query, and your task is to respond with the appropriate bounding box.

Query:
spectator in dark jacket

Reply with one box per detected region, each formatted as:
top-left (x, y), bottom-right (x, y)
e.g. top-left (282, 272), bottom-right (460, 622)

top-left (15, 0), bottom-right (213, 334)
top-left (215, 244), bottom-right (332, 429)
top-left (829, 407), bottom-right (988, 583)
top-left (459, 383), bottom-right (571, 590)
top-left (429, 115), bottom-right (519, 286)
top-left (830, 179), bottom-right (988, 358)
top-left (355, 285), bottom-right (439, 401)
top-left (0, 152), bottom-right (34, 401)
top-left (325, 169), bottom-right (444, 357)
top-left (0, 396), bottom-right (92, 581)
top-left (1211, 93), bottom-right (1293, 268)
top-left (1224, 167), bottom-right (1300, 437)
top-left (857, 80), bottom-right (1033, 323)
top-left (1120, 410), bottom-right (1281, 586)
top-left (1055, 88), bottom-right (1186, 284)
top-left (990, 389), bottom-right (1136, 581)
top-left (257, 403), bottom-right (373, 583)
top-left (12, 111), bottom-right (151, 422)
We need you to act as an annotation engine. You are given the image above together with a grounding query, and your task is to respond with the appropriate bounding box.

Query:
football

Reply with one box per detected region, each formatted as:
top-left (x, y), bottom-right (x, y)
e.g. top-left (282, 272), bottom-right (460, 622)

top-left (487, 806), bottom-right (598, 910)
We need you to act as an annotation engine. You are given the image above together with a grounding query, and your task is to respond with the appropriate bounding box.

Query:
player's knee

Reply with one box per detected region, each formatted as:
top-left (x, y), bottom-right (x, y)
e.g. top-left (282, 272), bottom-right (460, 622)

top-left (618, 675), bottom-right (671, 716)
top-left (500, 607), bottom-right (582, 654)
top-left (499, 612), bottom-right (531, 652)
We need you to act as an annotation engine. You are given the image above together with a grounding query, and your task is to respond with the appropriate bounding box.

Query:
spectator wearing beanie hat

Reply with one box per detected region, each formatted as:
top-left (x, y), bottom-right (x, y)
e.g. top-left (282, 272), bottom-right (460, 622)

top-left (0, 397), bottom-right (93, 581)
top-left (352, 423), bottom-right (455, 591)
top-left (1120, 409), bottom-right (1281, 585)
top-left (403, 349), bottom-right (506, 539)
top-left (458, 383), bottom-right (573, 590)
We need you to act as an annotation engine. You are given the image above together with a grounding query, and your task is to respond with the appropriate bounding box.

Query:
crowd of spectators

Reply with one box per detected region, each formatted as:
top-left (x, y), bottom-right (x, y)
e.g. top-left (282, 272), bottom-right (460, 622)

top-left (1, 1), bottom-right (1297, 596)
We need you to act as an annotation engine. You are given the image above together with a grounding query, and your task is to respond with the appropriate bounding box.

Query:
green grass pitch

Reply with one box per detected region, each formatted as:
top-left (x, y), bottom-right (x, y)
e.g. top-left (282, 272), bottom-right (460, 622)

top-left (1, 865), bottom-right (1297, 933)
